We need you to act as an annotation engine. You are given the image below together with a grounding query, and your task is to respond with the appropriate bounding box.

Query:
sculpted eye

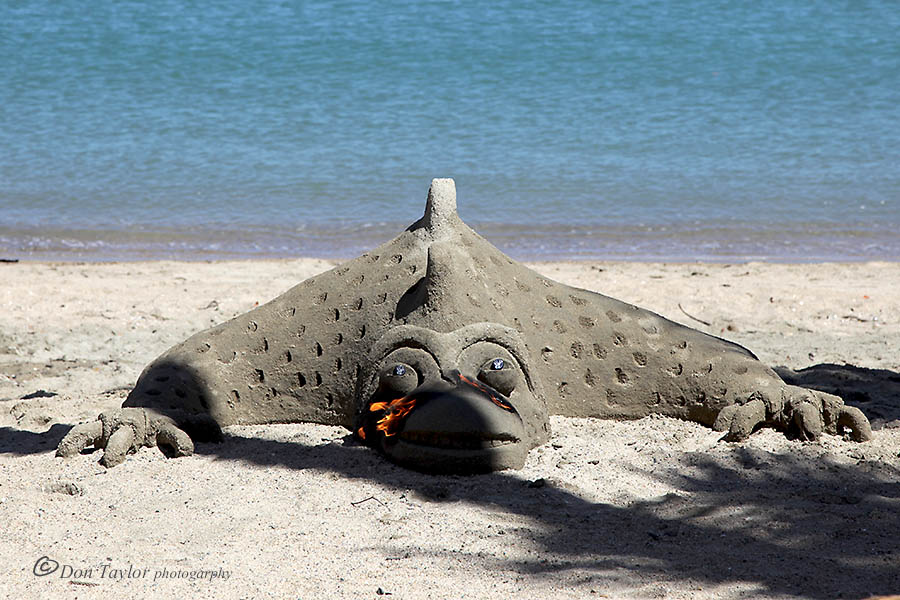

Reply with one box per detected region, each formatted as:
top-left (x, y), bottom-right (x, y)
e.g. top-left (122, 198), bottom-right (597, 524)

top-left (478, 357), bottom-right (517, 396)
top-left (379, 362), bottom-right (418, 396)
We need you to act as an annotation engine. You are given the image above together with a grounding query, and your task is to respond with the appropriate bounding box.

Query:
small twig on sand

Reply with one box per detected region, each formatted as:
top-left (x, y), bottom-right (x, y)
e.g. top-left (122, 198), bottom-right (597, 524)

top-left (678, 303), bottom-right (712, 327)
top-left (351, 496), bottom-right (385, 507)
top-left (842, 315), bottom-right (870, 323)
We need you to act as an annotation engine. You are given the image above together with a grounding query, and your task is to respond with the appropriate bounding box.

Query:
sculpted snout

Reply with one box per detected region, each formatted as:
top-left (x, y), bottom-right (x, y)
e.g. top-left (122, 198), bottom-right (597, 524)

top-left (358, 370), bottom-right (529, 473)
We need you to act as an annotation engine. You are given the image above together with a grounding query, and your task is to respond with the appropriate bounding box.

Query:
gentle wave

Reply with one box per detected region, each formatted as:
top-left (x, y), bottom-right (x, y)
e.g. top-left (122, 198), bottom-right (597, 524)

top-left (2, 221), bottom-right (897, 263)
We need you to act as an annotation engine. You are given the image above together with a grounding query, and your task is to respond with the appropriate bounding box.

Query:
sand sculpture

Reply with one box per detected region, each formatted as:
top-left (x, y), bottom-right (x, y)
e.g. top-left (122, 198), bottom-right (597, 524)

top-left (57, 179), bottom-right (872, 472)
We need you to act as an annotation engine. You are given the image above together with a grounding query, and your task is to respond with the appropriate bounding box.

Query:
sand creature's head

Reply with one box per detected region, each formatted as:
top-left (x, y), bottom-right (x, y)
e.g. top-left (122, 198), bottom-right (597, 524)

top-left (342, 179), bottom-right (550, 472)
top-left (355, 322), bottom-right (548, 472)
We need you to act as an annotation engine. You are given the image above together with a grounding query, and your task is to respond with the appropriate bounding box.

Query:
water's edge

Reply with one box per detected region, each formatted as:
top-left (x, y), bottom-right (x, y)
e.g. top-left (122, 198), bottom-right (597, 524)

top-left (3, 220), bottom-right (897, 263)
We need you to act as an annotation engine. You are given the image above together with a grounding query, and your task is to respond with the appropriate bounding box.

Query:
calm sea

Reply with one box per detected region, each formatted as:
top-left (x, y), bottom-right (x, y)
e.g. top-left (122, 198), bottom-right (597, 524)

top-left (1, 1), bottom-right (898, 262)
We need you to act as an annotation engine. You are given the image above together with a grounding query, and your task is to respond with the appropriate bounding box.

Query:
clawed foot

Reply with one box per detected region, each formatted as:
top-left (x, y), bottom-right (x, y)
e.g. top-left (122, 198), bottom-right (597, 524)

top-left (56, 408), bottom-right (220, 467)
top-left (713, 385), bottom-right (872, 443)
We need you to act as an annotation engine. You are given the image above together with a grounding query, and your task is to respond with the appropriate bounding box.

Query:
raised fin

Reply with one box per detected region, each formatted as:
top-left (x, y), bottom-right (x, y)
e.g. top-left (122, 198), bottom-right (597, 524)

top-left (424, 241), bottom-right (471, 312)
top-left (393, 239), bottom-right (483, 327)
top-left (414, 178), bottom-right (462, 238)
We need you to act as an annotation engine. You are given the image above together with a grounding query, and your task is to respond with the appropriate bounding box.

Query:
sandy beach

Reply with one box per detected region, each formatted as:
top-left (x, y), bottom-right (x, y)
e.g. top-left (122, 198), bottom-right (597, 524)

top-left (1, 258), bottom-right (898, 599)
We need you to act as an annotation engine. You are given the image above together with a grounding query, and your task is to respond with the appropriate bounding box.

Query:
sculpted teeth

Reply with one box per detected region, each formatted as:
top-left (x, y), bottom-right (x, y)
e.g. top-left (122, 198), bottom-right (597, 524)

top-left (398, 430), bottom-right (518, 449)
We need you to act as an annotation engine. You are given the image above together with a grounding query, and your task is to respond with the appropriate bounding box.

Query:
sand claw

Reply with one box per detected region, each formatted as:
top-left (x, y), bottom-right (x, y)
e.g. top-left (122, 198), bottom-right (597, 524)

top-left (157, 422), bottom-right (194, 457)
top-left (837, 405), bottom-right (873, 442)
top-left (801, 389), bottom-right (872, 442)
top-left (722, 399), bottom-right (766, 441)
top-left (714, 385), bottom-right (873, 444)
top-left (56, 420), bottom-right (103, 457)
top-left (56, 408), bottom-right (199, 467)
top-left (100, 425), bottom-right (136, 467)
top-left (792, 401), bottom-right (823, 441)
top-left (713, 385), bottom-right (872, 442)
top-left (712, 404), bottom-right (739, 432)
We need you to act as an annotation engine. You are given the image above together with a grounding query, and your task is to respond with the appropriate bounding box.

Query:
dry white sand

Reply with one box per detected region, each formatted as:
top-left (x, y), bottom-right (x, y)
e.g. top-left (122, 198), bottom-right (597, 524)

top-left (1, 259), bottom-right (898, 599)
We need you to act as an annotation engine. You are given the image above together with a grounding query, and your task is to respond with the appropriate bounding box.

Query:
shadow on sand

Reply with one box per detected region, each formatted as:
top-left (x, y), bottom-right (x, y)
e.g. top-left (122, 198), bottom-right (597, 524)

top-left (0, 423), bottom-right (72, 455)
top-left (196, 429), bottom-right (900, 599)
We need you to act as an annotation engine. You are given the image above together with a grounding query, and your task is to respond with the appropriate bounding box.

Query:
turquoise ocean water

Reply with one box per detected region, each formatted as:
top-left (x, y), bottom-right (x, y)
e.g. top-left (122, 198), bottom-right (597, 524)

top-left (1, 1), bottom-right (898, 262)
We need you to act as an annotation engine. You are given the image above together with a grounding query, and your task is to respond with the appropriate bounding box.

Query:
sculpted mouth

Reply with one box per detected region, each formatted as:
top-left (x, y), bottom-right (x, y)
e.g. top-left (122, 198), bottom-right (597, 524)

top-left (397, 430), bottom-right (520, 450)
top-left (358, 370), bottom-right (529, 471)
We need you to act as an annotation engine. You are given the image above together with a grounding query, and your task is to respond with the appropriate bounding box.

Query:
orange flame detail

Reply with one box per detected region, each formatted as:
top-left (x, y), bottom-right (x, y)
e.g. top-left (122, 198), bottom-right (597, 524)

top-left (489, 396), bottom-right (513, 411)
top-left (370, 396), bottom-right (418, 437)
top-left (368, 400), bottom-right (392, 412)
top-left (356, 426), bottom-right (366, 440)
top-left (458, 374), bottom-right (513, 411)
